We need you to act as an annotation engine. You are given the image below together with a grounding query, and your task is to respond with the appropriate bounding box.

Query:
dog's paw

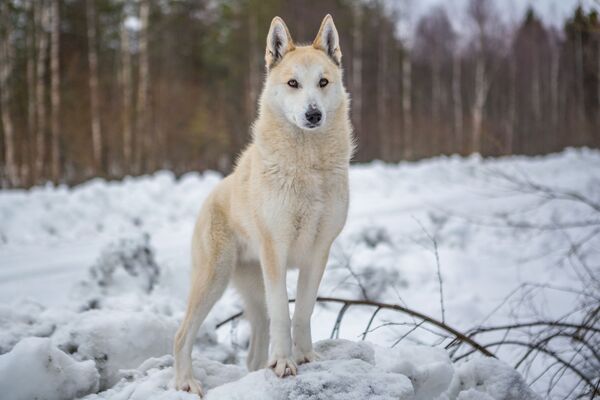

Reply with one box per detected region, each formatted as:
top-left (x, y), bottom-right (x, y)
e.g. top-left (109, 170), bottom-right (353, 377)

top-left (268, 356), bottom-right (297, 377)
top-left (294, 349), bottom-right (320, 365)
top-left (175, 377), bottom-right (204, 397)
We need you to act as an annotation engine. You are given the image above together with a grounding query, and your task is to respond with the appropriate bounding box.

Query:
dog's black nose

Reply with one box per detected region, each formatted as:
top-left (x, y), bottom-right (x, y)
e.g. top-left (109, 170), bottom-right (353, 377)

top-left (305, 107), bottom-right (322, 125)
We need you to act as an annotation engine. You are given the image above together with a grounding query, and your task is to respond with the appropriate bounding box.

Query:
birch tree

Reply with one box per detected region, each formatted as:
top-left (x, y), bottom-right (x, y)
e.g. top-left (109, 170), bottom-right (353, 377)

top-left (120, 8), bottom-right (132, 172)
top-left (597, 34), bottom-right (600, 134)
top-left (414, 6), bottom-right (454, 153)
top-left (452, 52), bottom-right (463, 153)
top-left (86, 0), bottom-right (102, 172)
top-left (35, 1), bottom-right (50, 181)
top-left (377, 14), bottom-right (389, 161)
top-left (0, 0), bottom-right (18, 186)
top-left (506, 54), bottom-right (516, 154)
top-left (24, 0), bottom-right (37, 184)
top-left (50, 0), bottom-right (61, 181)
top-left (135, 0), bottom-right (150, 172)
top-left (468, 0), bottom-right (492, 153)
top-left (351, 4), bottom-right (363, 141)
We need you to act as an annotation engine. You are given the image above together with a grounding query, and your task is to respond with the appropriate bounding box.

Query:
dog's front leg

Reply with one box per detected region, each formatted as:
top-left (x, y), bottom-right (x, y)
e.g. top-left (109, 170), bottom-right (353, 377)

top-left (260, 240), bottom-right (297, 377)
top-left (292, 243), bottom-right (331, 364)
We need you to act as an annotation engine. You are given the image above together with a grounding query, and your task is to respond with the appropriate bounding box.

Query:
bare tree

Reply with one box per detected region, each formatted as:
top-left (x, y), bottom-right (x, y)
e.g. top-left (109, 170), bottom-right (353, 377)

top-left (574, 27), bottom-right (585, 128)
top-left (50, 0), bottom-right (61, 182)
top-left (597, 35), bottom-right (600, 134)
top-left (402, 52), bottom-right (412, 159)
top-left (505, 55), bottom-right (516, 154)
top-left (468, 0), bottom-right (493, 153)
top-left (86, 0), bottom-right (102, 173)
top-left (377, 10), bottom-right (390, 161)
top-left (351, 3), bottom-right (363, 139)
top-left (452, 52), bottom-right (463, 153)
top-left (35, 1), bottom-right (50, 182)
top-left (246, 11), bottom-right (259, 123)
top-left (120, 9), bottom-right (133, 172)
top-left (25, 0), bottom-right (36, 184)
top-left (414, 6), bottom-right (455, 153)
top-left (0, 0), bottom-right (18, 186)
top-left (135, 0), bottom-right (150, 172)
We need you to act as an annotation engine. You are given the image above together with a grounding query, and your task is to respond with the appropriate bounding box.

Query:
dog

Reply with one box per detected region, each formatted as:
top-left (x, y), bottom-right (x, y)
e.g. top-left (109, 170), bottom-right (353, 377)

top-left (173, 14), bottom-right (354, 396)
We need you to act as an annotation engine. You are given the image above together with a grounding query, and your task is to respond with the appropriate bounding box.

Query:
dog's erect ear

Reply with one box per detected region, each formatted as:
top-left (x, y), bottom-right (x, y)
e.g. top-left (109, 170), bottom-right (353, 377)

top-left (265, 17), bottom-right (294, 69)
top-left (312, 14), bottom-right (341, 66)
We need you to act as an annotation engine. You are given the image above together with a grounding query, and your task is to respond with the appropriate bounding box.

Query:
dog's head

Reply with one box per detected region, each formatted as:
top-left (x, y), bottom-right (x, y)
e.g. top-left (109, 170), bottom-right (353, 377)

top-left (261, 15), bottom-right (344, 132)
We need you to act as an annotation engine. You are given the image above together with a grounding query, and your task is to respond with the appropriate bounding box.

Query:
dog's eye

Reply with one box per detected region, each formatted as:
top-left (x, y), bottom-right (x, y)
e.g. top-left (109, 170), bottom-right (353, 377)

top-left (287, 79), bottom-right (299, 88)
top-left (319, 78), bottom-right (329, 88)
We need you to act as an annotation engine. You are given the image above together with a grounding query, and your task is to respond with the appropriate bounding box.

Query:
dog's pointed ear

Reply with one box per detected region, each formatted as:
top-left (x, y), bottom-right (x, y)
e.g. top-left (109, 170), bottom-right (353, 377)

top-left (265, 17), bottom-right (294, 70)
top-left (312, 14), bottom-right (341, 66)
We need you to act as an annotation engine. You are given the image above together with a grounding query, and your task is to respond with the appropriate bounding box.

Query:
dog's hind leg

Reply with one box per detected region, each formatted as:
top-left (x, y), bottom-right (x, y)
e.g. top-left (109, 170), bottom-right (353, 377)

top-left (173, 206), bottom-right (235, 396)
top-left (233, 261), bottom-right (269, 371)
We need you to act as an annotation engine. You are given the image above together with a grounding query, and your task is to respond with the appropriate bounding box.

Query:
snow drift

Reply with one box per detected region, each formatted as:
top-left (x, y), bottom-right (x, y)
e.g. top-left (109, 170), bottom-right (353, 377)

top-left (2, 149), bottom-right (597, 398)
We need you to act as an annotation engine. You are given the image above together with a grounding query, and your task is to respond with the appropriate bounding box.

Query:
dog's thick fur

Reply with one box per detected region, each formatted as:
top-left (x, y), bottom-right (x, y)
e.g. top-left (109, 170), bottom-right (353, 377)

top-left (173, 14), bottom-right (353, 395)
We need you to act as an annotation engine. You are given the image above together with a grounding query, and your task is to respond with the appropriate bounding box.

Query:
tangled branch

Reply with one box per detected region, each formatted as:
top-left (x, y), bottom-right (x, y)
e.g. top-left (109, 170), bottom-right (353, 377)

top-left (216, 296), bottom-right (494, 357)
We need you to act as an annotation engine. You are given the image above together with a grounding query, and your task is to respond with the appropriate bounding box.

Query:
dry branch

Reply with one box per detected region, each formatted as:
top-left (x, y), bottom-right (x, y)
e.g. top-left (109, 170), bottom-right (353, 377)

top-left (216, 296), bottom-right (495, 357)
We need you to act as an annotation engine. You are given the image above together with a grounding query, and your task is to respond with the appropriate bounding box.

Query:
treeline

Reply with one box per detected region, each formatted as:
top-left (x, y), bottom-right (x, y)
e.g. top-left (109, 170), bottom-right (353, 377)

top-left (0, 0), bottom-right (599, 188)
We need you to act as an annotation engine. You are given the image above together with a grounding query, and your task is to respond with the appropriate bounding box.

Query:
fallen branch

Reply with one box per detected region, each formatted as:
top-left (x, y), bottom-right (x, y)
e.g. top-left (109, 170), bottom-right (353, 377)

top-left (215, 296), bottom-right (495, 358)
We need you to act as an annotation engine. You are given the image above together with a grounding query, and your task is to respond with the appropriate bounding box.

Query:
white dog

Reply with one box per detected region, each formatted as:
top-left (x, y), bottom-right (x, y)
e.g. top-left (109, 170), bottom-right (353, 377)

top-left (173, 14), bottom-right (354, 396)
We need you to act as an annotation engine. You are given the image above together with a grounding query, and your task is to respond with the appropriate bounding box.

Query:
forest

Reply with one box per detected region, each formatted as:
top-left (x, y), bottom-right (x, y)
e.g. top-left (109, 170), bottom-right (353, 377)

top-left (0, 0), bottom-right (599, 188)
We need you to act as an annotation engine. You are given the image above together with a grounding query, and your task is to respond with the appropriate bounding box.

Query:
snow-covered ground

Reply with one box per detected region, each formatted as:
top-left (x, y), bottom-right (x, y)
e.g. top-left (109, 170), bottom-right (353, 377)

top-left (0, 148), bottom-right (598, 399)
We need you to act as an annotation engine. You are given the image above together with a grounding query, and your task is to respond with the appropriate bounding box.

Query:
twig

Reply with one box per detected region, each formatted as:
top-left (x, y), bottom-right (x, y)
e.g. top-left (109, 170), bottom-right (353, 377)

top-left (361, 306), bottom-right (382, 341)
top-left (330, 303), bottom-right (350, 339)
top-left (412, 216), bottom-right (446, 323)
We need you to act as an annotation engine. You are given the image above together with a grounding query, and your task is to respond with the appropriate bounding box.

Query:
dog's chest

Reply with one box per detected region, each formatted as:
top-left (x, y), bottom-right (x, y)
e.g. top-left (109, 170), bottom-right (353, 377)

top-left (271, 165), bottom-right (345, 250)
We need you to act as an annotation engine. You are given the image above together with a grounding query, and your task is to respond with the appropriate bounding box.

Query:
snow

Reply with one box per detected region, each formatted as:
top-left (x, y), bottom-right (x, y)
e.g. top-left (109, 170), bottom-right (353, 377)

top-left (205, 350), bottom-right (414, 400)
top-left (447, 358), bottom-right (542, 400)
top-left (0, 337), bottom-right (99, 400)
top-left (1, 148), bottom-right (598, 399)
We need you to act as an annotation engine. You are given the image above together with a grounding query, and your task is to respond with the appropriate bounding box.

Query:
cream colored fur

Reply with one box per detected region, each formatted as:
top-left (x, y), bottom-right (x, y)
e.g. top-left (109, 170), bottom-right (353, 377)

top-left (173, 14), bottom-right (354, 396)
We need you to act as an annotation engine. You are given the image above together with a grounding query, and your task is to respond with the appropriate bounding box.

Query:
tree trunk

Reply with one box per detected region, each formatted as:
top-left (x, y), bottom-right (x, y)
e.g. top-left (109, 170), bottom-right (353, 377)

top-left (26, 0), bottom-right (36, 185)
top-left (0, 1), bottom-right (18, 187)
top-left (120, 14), bottom-right (132, 172)
top-left (531, 56), bottom-right (542, 153)
top-left (575, 29), bottom-right (585, 133)
top-left (50, 0), bottom-right (60, 182)
top-left (597, 38), bottom-right (600, 146)
top-left (351, 4), bottom-right (363, 141)
top-left (402, 54), bottom-right (412, 159)
top-left (246, 12), bottom-right (259, 123)
top-left (86, 0), bottom-right (102, 173)
top-left (35, 1), bottom-right (50, 182)
top-left (431, 54), bottom-right (441, 152)
top-left (135, 0), bottom-right (150, 173)
top-left (471, 55), bottom-right (486, 154)
top-left (550, 44), bottom-right (559, 151)
top-left (506, 55), bottom-right (516, 154)
top-left (452, 52), bottom-right (463, 154)
top-left (377, 21), bottom-right (388, 161)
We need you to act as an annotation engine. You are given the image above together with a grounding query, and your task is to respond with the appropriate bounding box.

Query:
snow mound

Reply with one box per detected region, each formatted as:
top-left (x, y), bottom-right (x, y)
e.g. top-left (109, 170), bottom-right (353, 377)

top-left (373, 343), bottom-right (454, 400)
top-left (52, 308), bottom-right (178, 390)
top-left (83, 234), bottom-right (161, 297)
top-left (0, 337), bottom-right (99, 400)
top-left (206, 340), bottom-right (414, 400)
top-left (0, 331), bottom-right (540, 400)
top-left (86, 355), bottom-right (245, 400)
top-left (447, 358), bottom-right (542, 400)
top-left (0, 299), bottom-right (77, 355)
